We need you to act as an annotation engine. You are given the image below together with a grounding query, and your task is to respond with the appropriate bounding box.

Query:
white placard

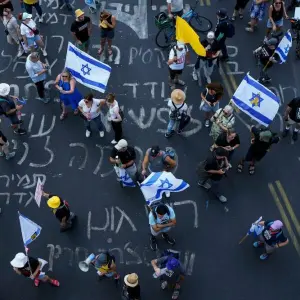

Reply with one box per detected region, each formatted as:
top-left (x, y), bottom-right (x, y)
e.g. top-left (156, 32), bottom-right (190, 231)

top-left (34, 178), bottom-right (43, 207)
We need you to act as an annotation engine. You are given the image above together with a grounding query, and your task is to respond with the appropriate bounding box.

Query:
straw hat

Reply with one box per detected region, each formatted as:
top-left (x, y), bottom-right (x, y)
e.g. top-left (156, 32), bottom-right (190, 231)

top-left (124, 273), bottom-right (139, 287)
top-left (170, 89), bottom-right (186, 105)
top-left (10, 253), bottom-right (27, 268)
top-left (75, 9), bottom-right (84, 18)
top-left (47, 196), bottom-right (61, 209)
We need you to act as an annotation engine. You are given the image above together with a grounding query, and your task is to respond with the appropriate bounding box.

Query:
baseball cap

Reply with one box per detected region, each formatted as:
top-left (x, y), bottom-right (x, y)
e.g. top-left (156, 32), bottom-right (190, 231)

top-left (177, 40), bottom-right (185, 48)
top-left (150, 145), bottom-right (160, 157)
top-left (22, 12), bottom-right (32, 20)
top-left (216, 8), bottom-right (227, 18)
top-left (115, 139), bottom-right (128, 151)
top-left (207, 31), bottom-right (215, 39)
top-left (270, 220), bottom-right (283, 230)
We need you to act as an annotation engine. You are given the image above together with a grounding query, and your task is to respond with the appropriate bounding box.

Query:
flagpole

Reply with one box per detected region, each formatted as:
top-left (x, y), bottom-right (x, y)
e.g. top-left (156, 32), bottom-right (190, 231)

top-left (238, 234), bottom-right (249, 245)
top-left (24, 246), bottom-right (34, 278)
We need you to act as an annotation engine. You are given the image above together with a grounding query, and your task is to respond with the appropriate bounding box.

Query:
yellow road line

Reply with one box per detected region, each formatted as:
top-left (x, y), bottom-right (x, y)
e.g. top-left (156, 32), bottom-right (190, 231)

top-left (268, 183), bottom-right (300, 257)
top-left (199, 0), bottom-right (211, 6)
top-left (224, 63), bottom-right (238, 90)
top-left (275, 181), bottom-right (300, 238)
top-left (219, 64), bottom-right (233, 97)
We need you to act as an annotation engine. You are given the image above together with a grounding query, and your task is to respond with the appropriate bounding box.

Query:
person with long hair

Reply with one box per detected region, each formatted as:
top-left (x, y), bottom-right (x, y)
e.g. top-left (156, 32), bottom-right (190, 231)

top-left (98, 10), bottom-right (116, 56)
top-left (54, 69), bottom-right (82, 120)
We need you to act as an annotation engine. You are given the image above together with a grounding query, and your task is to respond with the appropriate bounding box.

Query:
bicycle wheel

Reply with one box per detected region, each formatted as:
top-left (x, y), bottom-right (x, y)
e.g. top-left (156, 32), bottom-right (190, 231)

top-left (155, 27), bottom-right (175, 49)
top-left (189, 15), bottom-right (212, 33)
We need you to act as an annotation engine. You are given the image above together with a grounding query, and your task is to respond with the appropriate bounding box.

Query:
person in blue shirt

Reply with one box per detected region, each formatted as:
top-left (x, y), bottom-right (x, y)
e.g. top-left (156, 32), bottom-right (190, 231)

top-left (149, 203), bottom-right (176, 250)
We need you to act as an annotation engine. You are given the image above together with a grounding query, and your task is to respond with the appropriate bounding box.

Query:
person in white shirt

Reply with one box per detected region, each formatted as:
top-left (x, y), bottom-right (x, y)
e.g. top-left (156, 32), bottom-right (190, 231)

top-left (165, 89), bottom-right (188, 138)
top-left (167, 41), bottom-right (189, 90)
top-left (78, 93), bottom-right (105, 138)
top-left (167, 0), bottom-right (184, 17)
top-left (19, 12), bottom-right (47, 56)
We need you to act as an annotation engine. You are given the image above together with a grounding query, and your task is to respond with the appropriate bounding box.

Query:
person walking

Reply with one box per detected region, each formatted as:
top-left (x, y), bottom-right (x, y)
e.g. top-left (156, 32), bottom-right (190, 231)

top-left (42, 191), bottom-right (76, 232)
top-left (231, 0), bottom-right (250, 20)
top-left (0, 130), bottom-right (15, 160)
top-left (165, 89), bottom-right (188, 138)
top-left (54, 69), bottom-right (82, 120)
top-left (109, 139), bottom-right (141, 183)
top-left (149, 203), bottom-right (176, 250)
top-left (168, 41), bottom-right (189, 90)
top-left (59, 0), bottom-right (72, 11)
top-left (98, 10), bottom-right (116, 56)
top-left (265, 0), bottom-right (288, 40)
top-left (19, 12), bottom-right (47, 56)
top-left (252, 219), bottom-right (289, 260)
top-left (192, 31), bottom-right (221, 84)
top-left (2, 7), bottom-right (24, 57)
top-left (71, 9), bottom-right (91, 53)
top-left (282, 97), bottom-right (300, 141)
top-left (0, 83), bottom-right (26, 135)
top-left (122, 273), bottom-right (141, 300)
top-left (25, 52), bottom-right (49, 103)
top-left (78, 93), bottom-right (105, 138)
top-left (21, 0), bottom-right (43, 23)
top-left (106, 93), bottom-right (123, 144)
top-left (0, 0), bottom-right (13, 19)
top-left (237, 126), bottom-right (279, 175)
top-left (167, 0), bottom-right (184, 18)
top-left (210, 105), bottom-right (235, 141)
top-left (246, 0), bottom-right (270, 32)
top-left (200, 82), bottom-right (224, 128)
top-left (10, 252), bottom-right (60, 287)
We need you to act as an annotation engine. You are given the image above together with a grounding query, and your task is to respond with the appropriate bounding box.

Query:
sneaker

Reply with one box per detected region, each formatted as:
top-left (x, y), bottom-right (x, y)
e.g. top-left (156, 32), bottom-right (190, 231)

top-left (162, 233), bottom-right (176, 245)
top-left (260, 253), bottom-right (269, 260)
top-left (282, 128), bottom-right (289, 138)
top-left (205, 120), bottom-right (210, 127)
top-left (231, 16), bottom-right (236, 21)
top-left (228, 163), bottom-right (232, 169)
top-left (13, 128), bottom-right (27, 135)
top-left (17, 48), bottom-right (25, 58)
top-left (38, 16), bottom-right (44, 23)
top-left (218, 195), bottom-right (227, 203)
top-left (42, 49), bottom-right (47, 57)
top-left (85, 130), bottom-right (91, 138)
top-left (5, 152), bottom-right (15, 160)
top-left (245, 27), bottom-right (254, 32)
top-left (150, 236), bottom-right (157, 251)
top-left (99, 131), bottom-right (104, 138)
top-left (292, 130), bottom-right (298, 141)
top-left (177, 129), bottom-right (182, 134)
top-left (0, 151), bottom-right (4, 157)
top-left (197, 181), bottom-right (211, 189)
top-left (165, 191), bottom-right (170, 198)
top-left (192, 70), bottom-right (198, 81)
top-left (161, 281), bottom-right (168, 290)
top-left (111, 139), bottom-right (117, 144)
top-left (253, 241), bottom-right (264, 248)
top-left (205, 76), bottom-right (212, 84)
top-left (165, 132), bottom-right (172, 138)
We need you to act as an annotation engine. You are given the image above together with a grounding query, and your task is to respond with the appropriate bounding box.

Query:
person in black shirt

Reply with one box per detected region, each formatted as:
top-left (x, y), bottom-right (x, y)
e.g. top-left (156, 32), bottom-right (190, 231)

top-left (110, 139), bottom-right (141, 183)
top-left (215, 8), bottom-right (230, 61)
top-left (213, 129), bottom-right (240, 163)
top-left (71, 9), bottom-right (91, 52)
top-left (123, 273), bottom-right (141, 300)
top-left (192, 31), bottom-right (221, 83)
top-left (253, 219), bottom-right (289, 260)
top-left (10, 252), bottom-right (60, 287)
top-left (237, 126), bottom-right (279, 175)
top-left (197, 147), bottom-right (229, 203)
top-left (282, 97), bottom-right (300, 141)
top-left (0, 130), bottom-right (15, 160)
top-left (42, 191), bottom-right (76, 232)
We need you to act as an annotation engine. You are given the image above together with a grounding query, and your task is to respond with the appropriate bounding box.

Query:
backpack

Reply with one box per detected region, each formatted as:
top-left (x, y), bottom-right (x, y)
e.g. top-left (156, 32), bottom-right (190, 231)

top-left (225, 21), bottom-right (235, 38)
top-left (163, 147), bottom-right (176, 161)
top-left (169, 101), bottom-right (184, 120)
top-left (0, 97), bottom-right (14, 116)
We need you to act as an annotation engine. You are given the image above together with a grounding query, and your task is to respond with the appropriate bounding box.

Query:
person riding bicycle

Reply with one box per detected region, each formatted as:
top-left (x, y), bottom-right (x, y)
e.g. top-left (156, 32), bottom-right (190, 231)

top-left (167, 0), bottom-right (184, 18)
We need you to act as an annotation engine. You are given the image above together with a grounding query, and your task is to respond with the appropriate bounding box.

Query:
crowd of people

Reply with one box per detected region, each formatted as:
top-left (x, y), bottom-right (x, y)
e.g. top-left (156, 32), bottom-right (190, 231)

top-left (1, 0), bottom-right (299, 299)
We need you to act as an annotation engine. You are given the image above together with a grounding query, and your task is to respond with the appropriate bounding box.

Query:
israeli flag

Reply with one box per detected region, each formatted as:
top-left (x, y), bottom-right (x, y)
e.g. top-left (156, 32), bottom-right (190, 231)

top-left (140, 172), bottom-right (189, 205)
top-left (231, 74), bottom-right (280, 127)
top-left (275, 30), bottom-right (292, 63)
top-left (118, 168), bottom-right (136, 187)
top-left (65, 42), bottom-right (111, 93)
top-left (18, 212), bottom-right (42, 247)
top-left (248, 217), bottom-right (264, 236)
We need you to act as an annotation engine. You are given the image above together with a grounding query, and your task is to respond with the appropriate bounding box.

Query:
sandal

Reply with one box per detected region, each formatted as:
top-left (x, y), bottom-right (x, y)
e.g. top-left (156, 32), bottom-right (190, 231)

top-left (172, 289), bottom-right (180, 299)
top-left (73, 109), bottom-right (79, 115)
top-left (34, 278), bottom-right (40, 287)
top-left (60, 112), bottom-right (67, 120)
top-left (108, 48), bottom-right (113, 56)
top-left (98, 48), bottom-right (104, 55)
top-left (249, 165), bottom-right (255, 175)
top-left (237, 163), bottom-right (243, 173)
top-left (51, 279), bottom-right (60, 287)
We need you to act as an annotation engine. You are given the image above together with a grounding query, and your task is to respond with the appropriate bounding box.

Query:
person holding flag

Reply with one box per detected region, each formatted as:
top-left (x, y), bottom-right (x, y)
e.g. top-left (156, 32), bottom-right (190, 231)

top-left (10, 252), bottom-right (60, 287)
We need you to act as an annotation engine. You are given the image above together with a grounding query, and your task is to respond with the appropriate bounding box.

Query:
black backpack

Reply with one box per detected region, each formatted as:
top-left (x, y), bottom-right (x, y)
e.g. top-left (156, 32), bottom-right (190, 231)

top-left (0, 97), bottom-right (15, 116)
top-left (220, 19), bottom-right (235, 38)
top-left (169, 101), bottom-right (185, 120)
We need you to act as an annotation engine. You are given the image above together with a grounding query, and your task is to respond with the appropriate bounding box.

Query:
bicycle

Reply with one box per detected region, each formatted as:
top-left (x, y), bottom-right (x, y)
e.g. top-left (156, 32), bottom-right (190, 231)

top-left (289, 17), bottom-right (300, 58)
top-left (155, 0), bottom-right (213, 49)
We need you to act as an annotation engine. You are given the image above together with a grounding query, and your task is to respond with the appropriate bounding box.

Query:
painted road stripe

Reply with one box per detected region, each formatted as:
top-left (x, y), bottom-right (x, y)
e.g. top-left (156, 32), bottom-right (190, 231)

top-left (275, 181), bottom-right (300, 237)
top-left (268, 183), bottom-right (300, 257)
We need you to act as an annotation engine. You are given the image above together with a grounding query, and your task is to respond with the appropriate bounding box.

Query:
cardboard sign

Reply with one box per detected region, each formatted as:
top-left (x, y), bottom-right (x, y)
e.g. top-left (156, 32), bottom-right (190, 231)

top-left (34, 178), bottom-right (43, 207)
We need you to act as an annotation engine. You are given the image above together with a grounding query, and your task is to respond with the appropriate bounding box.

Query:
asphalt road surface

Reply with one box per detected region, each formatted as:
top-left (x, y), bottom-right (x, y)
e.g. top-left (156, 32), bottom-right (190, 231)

top-left (0, 1), bottom-right (299, 300)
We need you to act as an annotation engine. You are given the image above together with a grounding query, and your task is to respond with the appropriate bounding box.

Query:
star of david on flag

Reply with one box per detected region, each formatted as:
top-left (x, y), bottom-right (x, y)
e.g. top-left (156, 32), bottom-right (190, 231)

top-left (140, 171), bottom-right (189, 206)
top-left (118, 167), bottom-right (136, 187)
top-left (65, 42), bottom-right (111, 93)
top-left (275, 30), bottom-right (292, 63)
top-left (231, 74), bottom-right (280, 127)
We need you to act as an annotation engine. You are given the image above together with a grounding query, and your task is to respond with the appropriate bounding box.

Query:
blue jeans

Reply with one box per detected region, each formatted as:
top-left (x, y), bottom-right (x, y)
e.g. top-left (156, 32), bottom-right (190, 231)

top-left (167, 119), bottom-right (179, 134)
top-left (23, 2), bottom-right (43, 17)
top-left (84, 115), bottom-right (104, 132)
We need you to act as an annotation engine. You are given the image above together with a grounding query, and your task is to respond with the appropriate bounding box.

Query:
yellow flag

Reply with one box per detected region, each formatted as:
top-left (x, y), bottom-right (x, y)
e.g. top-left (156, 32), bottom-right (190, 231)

top-left (176, 17), bottom-right (206, 57)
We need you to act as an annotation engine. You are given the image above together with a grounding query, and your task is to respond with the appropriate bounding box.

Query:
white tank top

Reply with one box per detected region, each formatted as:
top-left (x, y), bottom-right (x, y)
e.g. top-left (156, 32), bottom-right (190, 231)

top-left (109, 100), bottom-right (119, 119)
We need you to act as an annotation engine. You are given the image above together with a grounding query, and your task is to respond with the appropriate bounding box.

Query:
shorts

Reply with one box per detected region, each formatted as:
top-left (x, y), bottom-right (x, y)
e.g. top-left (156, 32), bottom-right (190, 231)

top-left (201, 101), bottom-right (220, 113)
top-left (258, 234), bottom-right (276, 254)
top-left (6, 113), bottom-right (21, 125)
top-left (101, 29), bottom-right (115, 39)
top-left (267, 18), bottom-right (283, 28)
top-left (286, 115), bottom-right (300, 126)
top-left (250, 2), bottom-right (267, 21)
top-left (169, 68), bottom-right (183, 80)
top-left (76, 39), bottom-right (90, 51)
top-left (27, 35), bottom-right (41, 47)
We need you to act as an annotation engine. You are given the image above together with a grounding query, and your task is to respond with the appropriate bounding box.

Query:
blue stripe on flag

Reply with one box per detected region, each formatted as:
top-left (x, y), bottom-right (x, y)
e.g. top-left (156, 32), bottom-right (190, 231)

top-left (67, 68), bottom-right (107, 90)
top-left (245, 75), bottom-right (279, 104)
top-left (68, 45), bottom-right (112, 72)
top-left (140, 172), bottom-right (162, 187)
top-left (154, 181), bottom-right (188, 199)
top-left (276, 47), bottom-right (287, 62)
top-left (285, 31), bottom-right (292, 42)
top-left (232, 96), bottom-right (272, 125)
top-left (24, 227), bottom-right (41, 246)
